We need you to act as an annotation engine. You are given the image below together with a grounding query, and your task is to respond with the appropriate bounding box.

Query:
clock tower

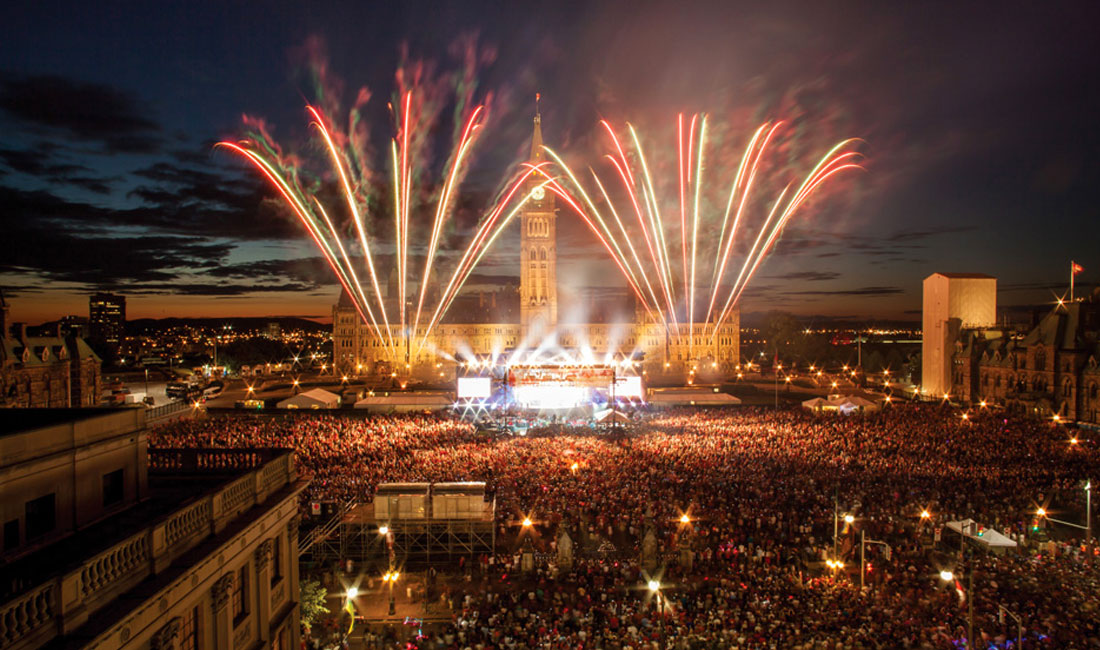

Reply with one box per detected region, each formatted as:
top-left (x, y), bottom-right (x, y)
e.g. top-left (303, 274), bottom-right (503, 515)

top-left (520, 99), bottom-right (557, 340)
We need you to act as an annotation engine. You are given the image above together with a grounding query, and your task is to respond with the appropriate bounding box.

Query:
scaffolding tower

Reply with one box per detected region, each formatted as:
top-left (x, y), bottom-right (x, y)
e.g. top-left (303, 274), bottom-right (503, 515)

top-left (306, 483), bottom-right (496, 569)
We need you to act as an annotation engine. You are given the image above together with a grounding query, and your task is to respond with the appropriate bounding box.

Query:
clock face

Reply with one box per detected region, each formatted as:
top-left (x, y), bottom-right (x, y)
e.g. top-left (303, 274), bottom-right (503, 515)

top-left (531, 185), bottom-right (545, 201)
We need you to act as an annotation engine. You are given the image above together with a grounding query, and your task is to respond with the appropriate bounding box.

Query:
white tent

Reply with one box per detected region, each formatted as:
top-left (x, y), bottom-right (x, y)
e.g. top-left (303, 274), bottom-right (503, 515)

top-left (946, 519), bottom-right (1018, 552)
top-left (802, 397), bottom-right (829, 410)
top-left (845, 395), bottom-right (880, 411)
top-left (804, 395), bottom-right (879, 414)
top-left (354, 392), bottom-right (452, 413)
top-left (595, 409), bottom-right (632, 424)
top-left (277, 387), bottom-right (340, 410)
top-left (648, 389), bottom-right (741, 407)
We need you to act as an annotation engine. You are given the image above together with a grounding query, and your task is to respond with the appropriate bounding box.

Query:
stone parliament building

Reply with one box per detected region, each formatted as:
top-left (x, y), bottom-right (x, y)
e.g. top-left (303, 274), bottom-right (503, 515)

top-left (333, 109), bottom-right (740, 381)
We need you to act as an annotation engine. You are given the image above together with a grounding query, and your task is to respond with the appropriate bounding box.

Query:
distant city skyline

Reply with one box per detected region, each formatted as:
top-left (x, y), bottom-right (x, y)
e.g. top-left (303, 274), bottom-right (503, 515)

top-left (1, 1), bottom-right (1097, 324)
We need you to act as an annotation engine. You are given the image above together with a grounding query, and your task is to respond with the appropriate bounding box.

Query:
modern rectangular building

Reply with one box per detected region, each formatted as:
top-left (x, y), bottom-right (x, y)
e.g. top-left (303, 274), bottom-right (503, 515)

top-left (921, 272), bottom-right (997, 397)
top-left (1, 408), bottom-right (307, 650)
top-left (88, 293), bottom-right (126, 352)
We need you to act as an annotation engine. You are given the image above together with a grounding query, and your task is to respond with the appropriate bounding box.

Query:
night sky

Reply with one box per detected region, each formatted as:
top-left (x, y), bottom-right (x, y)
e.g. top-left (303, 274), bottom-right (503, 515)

top-left (1, 1), bottom-right (1097, 324)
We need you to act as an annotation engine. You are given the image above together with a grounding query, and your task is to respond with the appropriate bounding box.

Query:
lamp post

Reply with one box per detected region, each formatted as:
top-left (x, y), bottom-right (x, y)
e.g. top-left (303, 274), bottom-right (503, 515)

top-left (648, 580), bottom-right (664, 649)
top-left (1087, 480), bottom-right (1093, 540)
top-left (996, 603), bottom-right (1023, 649)
top-left (939, 565), bottom-right (973, 649)
top-left (833, 490), bottom-right (839, 558)
top-left (860, 531), bottom-right (891, 591)
top-left (383, 570), bottom-right (398, 616)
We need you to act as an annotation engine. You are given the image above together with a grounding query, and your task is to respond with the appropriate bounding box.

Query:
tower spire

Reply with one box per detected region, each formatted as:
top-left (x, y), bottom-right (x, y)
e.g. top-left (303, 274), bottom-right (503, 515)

top-left (530, 93), bottom-right (543, 161)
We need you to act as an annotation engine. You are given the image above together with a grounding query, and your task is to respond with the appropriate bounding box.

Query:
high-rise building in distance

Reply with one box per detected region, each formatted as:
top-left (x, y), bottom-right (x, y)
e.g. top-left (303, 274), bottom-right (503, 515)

top-left (921, 272), bottom-right (997, 397)
top-left (89, 292), bottom-right (126, 352)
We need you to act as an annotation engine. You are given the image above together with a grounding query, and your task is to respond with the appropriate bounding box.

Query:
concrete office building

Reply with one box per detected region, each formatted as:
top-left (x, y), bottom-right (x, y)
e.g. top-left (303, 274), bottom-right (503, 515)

top-left (921, 273), bottom-right (997, 397)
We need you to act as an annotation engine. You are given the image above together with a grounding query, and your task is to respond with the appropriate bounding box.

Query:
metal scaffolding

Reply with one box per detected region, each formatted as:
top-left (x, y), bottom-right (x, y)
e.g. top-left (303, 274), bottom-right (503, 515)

top-left (305, 502), bottom-right (496, 568)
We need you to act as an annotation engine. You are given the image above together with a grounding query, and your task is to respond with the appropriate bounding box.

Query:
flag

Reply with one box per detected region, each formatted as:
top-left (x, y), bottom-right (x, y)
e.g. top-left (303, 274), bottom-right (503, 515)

top-left (1072, 262), bottom-right (1084, 275)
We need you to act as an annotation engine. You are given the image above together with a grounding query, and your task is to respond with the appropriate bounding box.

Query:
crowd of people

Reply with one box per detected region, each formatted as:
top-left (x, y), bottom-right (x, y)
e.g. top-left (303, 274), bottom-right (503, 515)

top-left (151, 405), bottom-right (1100, 649)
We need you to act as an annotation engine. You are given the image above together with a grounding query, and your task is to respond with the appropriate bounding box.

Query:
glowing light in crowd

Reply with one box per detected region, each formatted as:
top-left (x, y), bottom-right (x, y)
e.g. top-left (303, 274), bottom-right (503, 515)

top-left (940, 570), bottom-right (954, 582)
top-left (648, 580), bottom-right (660, 592)
top-left (541, 117), bottom-right (861, 356)
top-left (680, 513), bottom-right (691, 524)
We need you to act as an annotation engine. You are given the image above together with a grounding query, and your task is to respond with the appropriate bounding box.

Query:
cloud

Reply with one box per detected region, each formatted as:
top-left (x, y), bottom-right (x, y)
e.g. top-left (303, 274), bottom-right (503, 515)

top-left (785, 285), bottom-right (903, 297)
top-left (0, 147), bottom-right (116, 194)
top-left (884, 226), bottom-right (977, 242)
top-left (766, 271), bottom-right (841, 282)
top-left (0, 186), bottom-right (232, 285)
top-left (120, 157), bottom-right (305, 240)
top-left (204, 257), bottom-right (332, 286)
top-left (123, 282), bottom-right (321, 296)
top-left (0, 74), bottom-right (162, 153)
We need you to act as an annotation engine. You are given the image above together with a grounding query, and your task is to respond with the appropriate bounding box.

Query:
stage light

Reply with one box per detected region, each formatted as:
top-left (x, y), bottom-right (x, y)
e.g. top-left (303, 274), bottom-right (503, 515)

top-left (940, 570), bottom-right (953, 582)
top-left (920, 510), bottom-right (930, 519)
top-left (844, 514), bottom-right (854, 524)
top-left (522, 517), bottom-right (533, 528)
top-left (680, 514), bottom-right (690, 524)
top-left (648, 580), bottom-right (660, 592)
top-left (379, 525), bottom-right (389, 535)
top-left (346, 586), bottom-right (358, 599)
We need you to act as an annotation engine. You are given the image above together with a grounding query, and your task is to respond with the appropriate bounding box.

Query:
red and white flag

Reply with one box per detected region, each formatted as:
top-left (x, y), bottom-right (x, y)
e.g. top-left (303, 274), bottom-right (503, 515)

top-left (1072, 262), bottom-right (1084, 275)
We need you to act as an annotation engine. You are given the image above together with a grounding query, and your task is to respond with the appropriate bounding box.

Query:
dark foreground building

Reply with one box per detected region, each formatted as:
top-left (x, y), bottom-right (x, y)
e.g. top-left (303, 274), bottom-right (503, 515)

top-left (1, 409), bottom-right (308, 650)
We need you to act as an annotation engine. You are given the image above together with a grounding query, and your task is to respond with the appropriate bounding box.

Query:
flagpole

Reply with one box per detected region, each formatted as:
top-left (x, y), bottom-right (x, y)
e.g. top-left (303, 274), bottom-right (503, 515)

top-left (1071, 260), bottom-right (1075, 302)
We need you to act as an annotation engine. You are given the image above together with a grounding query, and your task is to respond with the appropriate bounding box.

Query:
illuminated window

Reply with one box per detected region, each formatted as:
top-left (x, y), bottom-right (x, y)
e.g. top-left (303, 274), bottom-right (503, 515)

top-left (233, 565), bottom-right (249, 622)
top-left (180, 606), bottom-right (198, 650)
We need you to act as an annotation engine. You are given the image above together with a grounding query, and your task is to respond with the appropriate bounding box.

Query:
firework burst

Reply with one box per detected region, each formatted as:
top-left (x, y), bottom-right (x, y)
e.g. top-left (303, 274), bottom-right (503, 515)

top-left (540, 115), bottom-right (863, 355)
top-left (218, 94), bottom-right (547, 366)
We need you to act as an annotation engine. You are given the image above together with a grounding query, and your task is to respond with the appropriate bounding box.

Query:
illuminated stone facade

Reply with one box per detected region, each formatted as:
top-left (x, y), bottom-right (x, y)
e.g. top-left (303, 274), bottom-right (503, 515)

top-left (950, 297), bottom-right (1100, 424)
top-left (0, 292), bottom-right (102, 408)
top-left (333, 112), bottom-right (739, 381)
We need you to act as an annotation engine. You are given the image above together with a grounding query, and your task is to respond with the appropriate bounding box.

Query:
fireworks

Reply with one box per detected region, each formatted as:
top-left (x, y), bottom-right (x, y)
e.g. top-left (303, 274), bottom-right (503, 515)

top-left (541, 115), bottom-right (863, 354)
top-left (218, 95), bottom-right (548, 365)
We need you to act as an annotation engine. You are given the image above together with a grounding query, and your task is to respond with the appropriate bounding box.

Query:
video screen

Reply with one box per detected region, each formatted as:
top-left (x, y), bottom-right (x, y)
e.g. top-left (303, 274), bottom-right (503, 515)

top-left (456, 376), bottom-right (492, 399)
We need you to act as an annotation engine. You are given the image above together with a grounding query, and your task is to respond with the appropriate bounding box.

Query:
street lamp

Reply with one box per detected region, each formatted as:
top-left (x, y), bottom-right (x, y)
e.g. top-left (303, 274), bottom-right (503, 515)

top-left (383, 571), bottom-right (399, 615)
top-left (1087, 480), bottom-right (1093, 540)
top-left (648, 580), bottom-right (664, 647)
